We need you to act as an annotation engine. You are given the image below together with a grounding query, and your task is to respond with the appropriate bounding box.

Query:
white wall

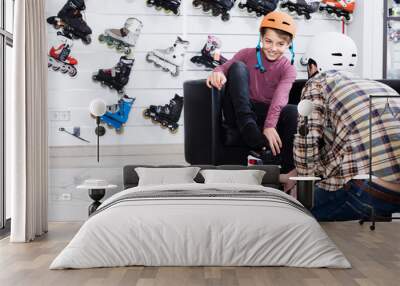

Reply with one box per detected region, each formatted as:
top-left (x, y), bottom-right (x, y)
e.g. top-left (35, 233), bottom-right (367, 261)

top-left (47, 0), bottom-right (364, 221)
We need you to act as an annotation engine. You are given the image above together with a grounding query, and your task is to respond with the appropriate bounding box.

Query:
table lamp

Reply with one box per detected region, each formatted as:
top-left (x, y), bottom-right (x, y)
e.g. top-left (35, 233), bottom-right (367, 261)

top-left (89, 99), bottom-right (106, 162)
top-left (290, 99), bottom-right (321, 209)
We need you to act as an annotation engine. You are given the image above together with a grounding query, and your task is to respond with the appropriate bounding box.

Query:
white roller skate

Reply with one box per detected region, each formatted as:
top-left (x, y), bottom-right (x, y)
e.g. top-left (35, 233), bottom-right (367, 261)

top-left (48, 34), bottom-right (78, 77)
top-left (98, 17), bottom-right (143, 55)
top-left (146, 36), bottom-right (190, 77)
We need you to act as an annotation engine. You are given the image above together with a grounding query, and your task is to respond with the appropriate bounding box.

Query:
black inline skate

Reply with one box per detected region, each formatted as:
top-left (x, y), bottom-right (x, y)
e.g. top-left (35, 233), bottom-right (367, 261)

top-left (143, 94), bottom-right (183, 133)
top-left (192, 0), bottom-right (236, 21)
top-left (238, 0), bottom-right (278, 17)
top-left (319, 0), bottom-right (355, 22)
top-left (47, 0), bottom-right (92, 45)
top-left (92, 56), bottom-right (134, 94)
top-left (280, 0), bottom-right (321, 20)
top-left (146, 0), bottom-right (181, 15)
top-left (191, 35), bottom-right (227, 69)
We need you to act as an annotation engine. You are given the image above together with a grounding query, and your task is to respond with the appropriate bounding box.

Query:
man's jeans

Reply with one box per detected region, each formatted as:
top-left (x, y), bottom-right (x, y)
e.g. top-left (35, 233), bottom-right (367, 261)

top-left (312, 180), bottom-right (400, 221)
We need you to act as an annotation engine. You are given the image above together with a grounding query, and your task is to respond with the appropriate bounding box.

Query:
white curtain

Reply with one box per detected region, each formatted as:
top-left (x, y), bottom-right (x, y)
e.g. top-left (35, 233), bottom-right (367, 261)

top-left (8, 0), bottom-right (48, 242)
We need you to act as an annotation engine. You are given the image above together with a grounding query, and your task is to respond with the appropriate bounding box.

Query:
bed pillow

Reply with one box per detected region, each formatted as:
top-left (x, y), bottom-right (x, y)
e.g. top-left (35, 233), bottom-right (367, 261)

top-left (200, 169), bottom-right (266, 185)
top-left (135, 167), bottom-right (201, 186)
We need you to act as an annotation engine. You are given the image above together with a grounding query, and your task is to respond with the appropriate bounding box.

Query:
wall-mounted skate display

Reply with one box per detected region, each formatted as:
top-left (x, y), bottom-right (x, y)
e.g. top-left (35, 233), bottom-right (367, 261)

top-left (143, 94), bottom-right (183, 133)
top-left (146, 36), bottom-right (189, 76)
top-left (48, 34), bottom-right (78, 77)
top-left (92, 56), bottom-right (134, 94)
top-left (98, 17), bottom-right (143, 55)
top-left (319, 0), bottom-right (355, 22)
top-left (100, 96), bottom-right (136, 134)
top-left (190, 35), bottom-right (227, 69)
top-left (47, 0), bottom-right (92, 44)
top-left (238, 0), bottom-right (278, 17)
top-left (280, 0), bottom-right (321, 20)
top-left (192, 0), bottom-right (235, 21)
top-left (59, 127), bottom-right (90, 142)
top-left (146, 0), bottom-right (181, 15)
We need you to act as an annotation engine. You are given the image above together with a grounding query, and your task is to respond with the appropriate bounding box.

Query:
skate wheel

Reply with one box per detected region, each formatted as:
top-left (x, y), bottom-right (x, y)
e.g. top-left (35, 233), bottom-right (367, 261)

top-left (212, 9), bottom-right (220, 16)
top-left (238, 3), bottom-right (244, 9)
top-left (160, 121), bottom-right (168, 129)
top-left (116, 126), bottom-right (124, 134)
top-left (124, 47), bottom-right (132, 55)
top-left (281, 3), bottom-right (287, 9)
top-left (48, 62), bottom-right (52, 68)
top-left (98, 34), bottom-right (105, 43)
top-left (164, 8), bottom-right (172, 14)
top-left (155, 6), bottom-right (162, 11)
top-left (169, 126), bottom-right (179, 134)
top-left (83, 35), bottom-right (91, 45)
top-left (146, 54), bottom-right (152, 63)
top-left (143, 109), bottom-right (150, 119)
top-left (106, 39), bottom-right (114, 47)
top-left (305, 13), bottom-right (311, 20)
top-left (288, 6), bottom-right (294, 12)
top-left (52, 65), bottom-right (60, 71)
top-left (151, 118), bottom-right (159, 125)
top-left (68, 67), bottom-right (77, 77)
top-left (221, 13), bottom-right (230, 22)
top-left (247, 7), bottom-right (253, 13)
top-left (193, 0), bottom-right (200, 7)
top-left (171, 69), bottom-right (179, 77)
top-left (60, 66), bottom-right (68, 73)
top-left (256, 12), bottom-right (262, 17)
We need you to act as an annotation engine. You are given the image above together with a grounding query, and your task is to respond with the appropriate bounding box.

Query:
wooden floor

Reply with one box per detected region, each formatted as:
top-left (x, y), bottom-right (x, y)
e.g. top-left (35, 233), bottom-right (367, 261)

top-left (0, 221), bottom-right (399, 286)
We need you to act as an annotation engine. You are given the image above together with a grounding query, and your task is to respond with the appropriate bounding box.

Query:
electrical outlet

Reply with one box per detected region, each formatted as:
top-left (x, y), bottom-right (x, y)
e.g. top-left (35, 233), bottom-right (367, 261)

top-left (49, 111), bottom-right (71, 121)
top-left (59, 193), bottom-right (72, 201)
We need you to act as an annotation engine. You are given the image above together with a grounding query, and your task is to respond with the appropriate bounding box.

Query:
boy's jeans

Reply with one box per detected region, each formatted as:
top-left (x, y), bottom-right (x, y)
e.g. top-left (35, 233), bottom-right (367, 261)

top-left (311, 180), bottom-right (400, 221)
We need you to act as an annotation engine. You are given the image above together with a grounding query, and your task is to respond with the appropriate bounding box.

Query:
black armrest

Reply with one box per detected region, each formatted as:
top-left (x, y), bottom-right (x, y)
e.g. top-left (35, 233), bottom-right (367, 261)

top-left (184, 80), bottom-right (213, 164)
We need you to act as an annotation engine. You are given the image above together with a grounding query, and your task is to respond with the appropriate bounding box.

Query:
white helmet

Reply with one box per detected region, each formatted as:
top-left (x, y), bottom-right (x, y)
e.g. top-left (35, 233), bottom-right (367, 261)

top-left (300, 32), bottom-right (358, 73)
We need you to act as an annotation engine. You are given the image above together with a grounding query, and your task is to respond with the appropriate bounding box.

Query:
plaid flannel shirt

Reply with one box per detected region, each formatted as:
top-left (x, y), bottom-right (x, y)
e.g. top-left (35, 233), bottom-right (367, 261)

top-left (294, 70), bottom-right (400, 191)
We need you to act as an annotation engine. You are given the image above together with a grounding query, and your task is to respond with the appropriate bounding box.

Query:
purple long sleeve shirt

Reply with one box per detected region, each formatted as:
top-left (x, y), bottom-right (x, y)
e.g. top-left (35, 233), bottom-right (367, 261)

top-left (214, 48), bottom-right (297, 129)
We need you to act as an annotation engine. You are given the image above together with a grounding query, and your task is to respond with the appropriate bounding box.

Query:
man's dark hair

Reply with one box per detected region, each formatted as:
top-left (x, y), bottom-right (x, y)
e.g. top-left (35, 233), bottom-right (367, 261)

top-left (260, 27), bottom-right (293, 43)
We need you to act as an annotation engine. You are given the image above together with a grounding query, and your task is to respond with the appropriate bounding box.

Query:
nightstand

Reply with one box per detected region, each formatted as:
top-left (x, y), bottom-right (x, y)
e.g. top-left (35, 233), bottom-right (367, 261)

top-left (77, 180), bottom-right (117, 216)
top-left (289, 176), bottom-right (321, 210)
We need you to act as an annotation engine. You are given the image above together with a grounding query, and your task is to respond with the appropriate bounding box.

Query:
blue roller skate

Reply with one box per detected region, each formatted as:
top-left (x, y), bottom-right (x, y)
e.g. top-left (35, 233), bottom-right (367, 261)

top-left (100, 96), bottom-right (135, 133)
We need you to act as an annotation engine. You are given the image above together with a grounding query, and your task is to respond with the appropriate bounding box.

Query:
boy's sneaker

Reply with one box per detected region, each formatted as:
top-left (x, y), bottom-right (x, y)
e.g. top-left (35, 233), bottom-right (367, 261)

top-left (249, 148), bottom-right (281, 166)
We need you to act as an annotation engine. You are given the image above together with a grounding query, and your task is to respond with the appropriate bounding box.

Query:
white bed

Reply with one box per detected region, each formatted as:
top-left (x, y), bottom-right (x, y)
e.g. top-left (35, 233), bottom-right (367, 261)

top-left (50, 183), bottom-right (351, 269)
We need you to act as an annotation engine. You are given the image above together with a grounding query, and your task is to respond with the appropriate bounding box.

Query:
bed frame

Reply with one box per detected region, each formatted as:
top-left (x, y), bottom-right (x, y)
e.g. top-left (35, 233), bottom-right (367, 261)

top-left (123, 165), bottom-right (281, 190)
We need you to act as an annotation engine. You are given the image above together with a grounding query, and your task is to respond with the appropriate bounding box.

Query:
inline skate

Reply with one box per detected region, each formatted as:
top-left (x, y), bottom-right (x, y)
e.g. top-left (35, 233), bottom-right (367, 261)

top-left (146, 36), bottom-right (189, 77)
top-left (190, 35), bottom-right (227, 69)
top-left (143, 94), bottom-right (183, 133)
top-left (92, 56), bottom-right (134, 94)
top-left (100, 96), bottom-right (135, 133)
top-left (192, 0), bottom-right (235, 21)
top-left (280, 0), bottom-right (321, 20)
top-left (47, 0), bottom-right (92, 44)
top-left (98, 18), bottom-right (143, 55)
top-left (238, 0), bottom-right (278, 17)
top-left (319, 0), bottom-right (355, 22)
top-left (48, 35), bottom-right (78, 77)
top-left (146, 0), bottom-right (181, 15)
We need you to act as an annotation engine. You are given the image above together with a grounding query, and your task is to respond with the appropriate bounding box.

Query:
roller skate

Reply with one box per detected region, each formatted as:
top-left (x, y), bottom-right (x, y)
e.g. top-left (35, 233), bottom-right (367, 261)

top-left (47, 0), bottom-right (92, 44)
top-left (98, 18), bottom-right (143, 55)
top-left (190, 35), bottom-right (227, 69)
top-left (92, 56), bottom-right (134, 94)
top-left (280, 0), bottom-right (321, 20)
top-left (146, 36), bottom-right (189, 77)
top-left (100, 96), bottom-right (135, 133)
top-left (238, 0), bottom-right (278, 17)
top-left (48, 35), bottom-right (78, 77)
top-left (146, 0), bottom-right (181, 15)
top-left (319, 0), bottom-right (355, 22)
top-left (192, 0), bottom-right (235, 22)
top-left (143, 94), bottom-right (183, 133)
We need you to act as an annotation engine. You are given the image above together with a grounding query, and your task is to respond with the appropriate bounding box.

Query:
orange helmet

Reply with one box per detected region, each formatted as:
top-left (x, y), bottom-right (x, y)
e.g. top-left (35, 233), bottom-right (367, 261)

top-left (259, 11), bottom-right (296, 38)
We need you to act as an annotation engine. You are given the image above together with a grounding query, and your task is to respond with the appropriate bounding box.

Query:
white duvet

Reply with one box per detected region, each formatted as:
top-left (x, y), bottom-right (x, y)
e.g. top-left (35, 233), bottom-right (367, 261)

top-left (50, 183), bottom-right (351, 269)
